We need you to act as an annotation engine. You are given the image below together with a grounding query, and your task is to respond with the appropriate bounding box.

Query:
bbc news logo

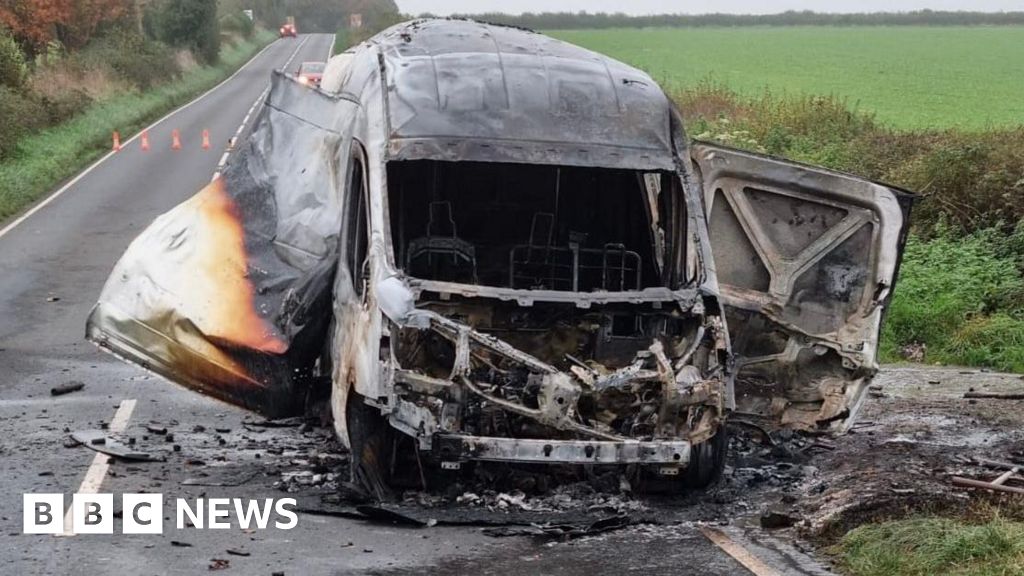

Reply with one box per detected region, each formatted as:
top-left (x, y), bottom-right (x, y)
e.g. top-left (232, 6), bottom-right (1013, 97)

top-left (24, 494), bottom-right (298, 534)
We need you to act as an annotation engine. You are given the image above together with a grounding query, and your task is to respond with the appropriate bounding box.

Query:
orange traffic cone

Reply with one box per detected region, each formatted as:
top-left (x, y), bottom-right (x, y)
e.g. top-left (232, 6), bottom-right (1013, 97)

top-left (140, 130), bottom-right (150, 151)
top-left (171, 129), bottom-right (182, 151)
top-left (202, 129), bottom-right (211, 150)
top-left (112, 131), bottom-right (121, 151)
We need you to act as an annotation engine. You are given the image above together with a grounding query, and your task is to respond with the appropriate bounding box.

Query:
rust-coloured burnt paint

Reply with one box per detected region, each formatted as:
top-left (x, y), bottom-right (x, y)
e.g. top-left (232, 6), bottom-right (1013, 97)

top-left (185, 179), bottom-right (288, 355)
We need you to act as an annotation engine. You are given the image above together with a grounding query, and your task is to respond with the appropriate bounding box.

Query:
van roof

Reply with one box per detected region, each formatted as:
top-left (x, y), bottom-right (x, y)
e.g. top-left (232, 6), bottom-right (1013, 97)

top-left (370, 19), bottom-right (678, 170)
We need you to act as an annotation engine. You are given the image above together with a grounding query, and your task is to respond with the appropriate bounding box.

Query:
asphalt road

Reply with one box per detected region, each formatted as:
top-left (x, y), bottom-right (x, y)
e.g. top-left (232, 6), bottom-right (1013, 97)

top-left (0, 33), bottom-right (827, 575)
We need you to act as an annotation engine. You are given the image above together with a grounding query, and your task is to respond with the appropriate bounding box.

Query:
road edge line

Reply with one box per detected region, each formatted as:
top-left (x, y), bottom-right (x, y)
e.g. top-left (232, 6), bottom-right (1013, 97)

top-left (0, 38), bottom-right (281, 242)
top-left (60, 399), bottom-right (137, 536)
top-left (326, 33), bottom-right (336, 61)
top-left (699, 525), bottom-right (782, 576)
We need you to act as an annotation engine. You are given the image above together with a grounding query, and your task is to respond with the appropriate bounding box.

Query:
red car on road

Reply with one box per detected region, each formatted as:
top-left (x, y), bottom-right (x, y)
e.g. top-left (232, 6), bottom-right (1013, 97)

top-left (297, 61), bottom-right (325, 87)
top-left (279, 23), bottom-right (297, 38)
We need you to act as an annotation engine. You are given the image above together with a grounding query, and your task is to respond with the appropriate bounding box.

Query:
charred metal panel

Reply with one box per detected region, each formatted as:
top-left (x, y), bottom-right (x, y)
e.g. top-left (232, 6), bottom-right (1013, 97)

top-left (86, 73), bottom-right (357, 418)
top-left (435, 435), bottom-right (691, 465)
top-left (691, 142), bottom-right (913, 432)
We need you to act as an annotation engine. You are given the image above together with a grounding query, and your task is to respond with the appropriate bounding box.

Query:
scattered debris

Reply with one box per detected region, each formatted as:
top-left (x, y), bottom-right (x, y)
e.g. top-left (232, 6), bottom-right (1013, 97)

top-left (69, 430), bottom-right (165, 462)
top-left (952, 458), bottom-right (1024, 496)
top-left (483, 514), bottom-right (631, 539)
top-left (963, 392), bottom-right (1024, 400)
top-left (170, 541), bottom-right (192, 547)
top-left (146, 424), bottom-right (168, 435)
top-left (208, 558), bottom-right (230, 571)
top-left (182, 470), bottom-right (260, 487)
top-left (759, 508), bottom-right (800, 529)
top-left (243, 417), bottom-right (303, 428)
top-left (50, 381), bottom-right (85, 396)
top-left (355, 504), bottom-right (437, 527)
top-left (900, 342), bottom-right (926, 362)
top-left (226, 549), bottom-right (250, 557)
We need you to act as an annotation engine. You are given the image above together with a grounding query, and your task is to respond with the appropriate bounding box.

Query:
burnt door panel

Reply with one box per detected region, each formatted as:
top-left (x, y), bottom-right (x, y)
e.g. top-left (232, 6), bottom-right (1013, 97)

top-left (691, 142), bottom-right (912, 432)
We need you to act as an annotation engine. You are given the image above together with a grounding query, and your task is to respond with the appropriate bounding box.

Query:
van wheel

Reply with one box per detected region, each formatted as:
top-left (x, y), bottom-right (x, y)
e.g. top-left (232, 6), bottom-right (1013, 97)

top-left (346, 391), bottom-right (393, 501)
top-left (681, 426), bottom-right (729, 490)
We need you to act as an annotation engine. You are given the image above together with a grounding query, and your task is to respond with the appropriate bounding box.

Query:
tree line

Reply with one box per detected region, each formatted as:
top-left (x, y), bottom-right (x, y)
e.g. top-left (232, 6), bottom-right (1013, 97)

top-left (430, 10), bottom-right (1024, 30)
top-left (0, 0), bottom-right (232, 61)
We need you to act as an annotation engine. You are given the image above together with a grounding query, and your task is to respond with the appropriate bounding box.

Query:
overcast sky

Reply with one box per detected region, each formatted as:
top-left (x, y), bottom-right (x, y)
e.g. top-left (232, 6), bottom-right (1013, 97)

top-left (395, 1), bottom-right (1024, 16)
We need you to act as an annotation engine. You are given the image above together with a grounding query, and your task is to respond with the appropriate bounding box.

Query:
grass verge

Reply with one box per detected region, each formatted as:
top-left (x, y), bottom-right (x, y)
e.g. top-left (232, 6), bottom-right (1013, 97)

top-left (880, 224), bottom-right (1024, 370)
top-left (0, 29), bottom-right (275, 223)
top-left (832, 516), bottom-right (1024, 576)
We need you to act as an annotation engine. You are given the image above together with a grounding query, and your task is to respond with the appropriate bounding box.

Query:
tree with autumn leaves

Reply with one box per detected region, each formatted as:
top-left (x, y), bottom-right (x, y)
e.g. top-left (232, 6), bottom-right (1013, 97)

top-left (0, 0), bottom-right (139, 55)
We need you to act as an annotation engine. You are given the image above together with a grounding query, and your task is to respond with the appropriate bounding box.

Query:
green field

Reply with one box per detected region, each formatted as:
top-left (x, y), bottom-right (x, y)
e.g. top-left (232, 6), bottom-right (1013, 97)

top-left (548, 26), bottom-right (1024, 130)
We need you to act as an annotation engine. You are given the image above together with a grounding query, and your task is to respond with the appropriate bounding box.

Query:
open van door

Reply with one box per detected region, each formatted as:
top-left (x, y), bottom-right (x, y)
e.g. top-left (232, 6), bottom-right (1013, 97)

top-left (690, 142), bottom-right (913, 433)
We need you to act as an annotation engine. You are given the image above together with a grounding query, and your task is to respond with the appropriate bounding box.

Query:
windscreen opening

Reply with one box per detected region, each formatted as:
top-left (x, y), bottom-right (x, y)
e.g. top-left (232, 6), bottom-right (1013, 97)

top-left (387, 160), bottom-right (673, 291)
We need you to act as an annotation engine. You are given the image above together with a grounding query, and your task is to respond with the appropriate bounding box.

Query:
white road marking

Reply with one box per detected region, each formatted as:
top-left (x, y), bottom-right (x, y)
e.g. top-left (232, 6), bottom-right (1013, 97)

top-left (0, 38), bottom-right (284, 242)
top-left (60, 399), bottom-right (137, 536)
top-left (699, 526), bottom-right (782, 576)
top-left (326, 33), bottom-right (336, 61)
top-left (282, 34), bottom-right (311, 71)
top-left (212, 87), bottom-right (269, 182)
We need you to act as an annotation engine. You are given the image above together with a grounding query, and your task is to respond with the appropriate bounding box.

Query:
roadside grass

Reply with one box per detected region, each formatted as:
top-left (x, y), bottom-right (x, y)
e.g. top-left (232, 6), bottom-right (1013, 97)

top-left (832, 515), bottom-right (1024, 576)
top-left (880, 225), bottom-right (1024, 371)
top-left (0, 29), bottom-right (275, 223)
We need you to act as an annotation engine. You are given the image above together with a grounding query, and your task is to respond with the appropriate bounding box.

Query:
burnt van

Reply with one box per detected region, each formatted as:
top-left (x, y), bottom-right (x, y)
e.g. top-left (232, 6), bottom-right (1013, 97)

top-left (87, 19), bottom-right (912, 494)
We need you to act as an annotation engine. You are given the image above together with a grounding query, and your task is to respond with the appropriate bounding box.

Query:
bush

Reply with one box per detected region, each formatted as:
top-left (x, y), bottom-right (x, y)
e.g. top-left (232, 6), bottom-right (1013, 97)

top-left (108, 38), bottom-right (179, 90)
top-left (38, 88), bottom-right (93, 123)
top-left (0, 29), bottom-right (28, 89)
top-left (880, 225), bottom-right (1024, 367)
top-left (39, 89), bottom-right (93, 124)
top-left (947, 314), bottom-right (1024, 373)
top-left (149, 0), bottom-right (220, 63)
top-left (0, 86), bottom-right (45, 159)
top-left (220, 13), bottom-right (255, 40)
top-left (71, 31), bottom-right (180, 91)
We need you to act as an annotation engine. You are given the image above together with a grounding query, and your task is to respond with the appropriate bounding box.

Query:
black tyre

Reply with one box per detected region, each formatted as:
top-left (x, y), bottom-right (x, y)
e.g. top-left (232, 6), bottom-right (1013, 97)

top-left (681, 425), bottom-right (729, 490)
